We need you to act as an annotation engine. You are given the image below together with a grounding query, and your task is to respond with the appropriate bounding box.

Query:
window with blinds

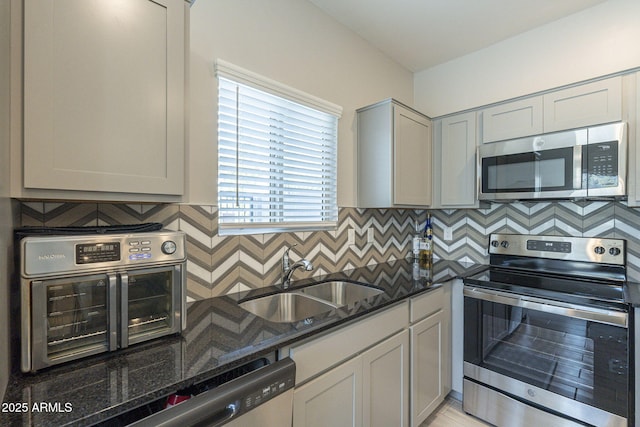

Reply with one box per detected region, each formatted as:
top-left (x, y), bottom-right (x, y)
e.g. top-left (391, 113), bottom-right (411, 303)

top-left (216, 61), bottom-right (341, 235)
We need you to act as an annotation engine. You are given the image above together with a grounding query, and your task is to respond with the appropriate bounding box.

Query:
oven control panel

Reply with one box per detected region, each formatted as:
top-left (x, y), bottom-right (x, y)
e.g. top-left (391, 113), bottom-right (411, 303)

top-left (489, 233), bottom-right (625, 265)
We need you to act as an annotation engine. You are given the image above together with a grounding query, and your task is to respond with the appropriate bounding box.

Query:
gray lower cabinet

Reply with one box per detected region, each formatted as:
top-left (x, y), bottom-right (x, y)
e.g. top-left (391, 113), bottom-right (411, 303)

top-left (284, 286), bottom-right (451, 427)
top-left (410, 286), bottom-right (451, 427)
top-left (286, 302), bottom-right (409, 427)
top-left (292, 329), bottom-right (409, 427)
top-left (293, 354), bottom-right (363, 427)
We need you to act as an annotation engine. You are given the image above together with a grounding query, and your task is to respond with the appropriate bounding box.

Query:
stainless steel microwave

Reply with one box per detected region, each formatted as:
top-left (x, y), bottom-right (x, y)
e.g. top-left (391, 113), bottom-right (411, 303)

top-left (478, 122), bottom-right (627, 201)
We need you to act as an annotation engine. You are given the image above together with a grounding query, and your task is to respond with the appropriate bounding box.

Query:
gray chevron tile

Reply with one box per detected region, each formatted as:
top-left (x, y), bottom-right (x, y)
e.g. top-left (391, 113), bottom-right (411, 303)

top-left (20, 200), bottom-right (640, 300)
top-left (505, 202), bottom-right (530, 233)
top-left (44, 202), bottom-right (99, 226)
top-left (478, 203), bottom-right (508, 234)
top-left (179, 205), bottom-right (216, 238)
top-left (528, 202), bottom-right (555, 235)
top-left (98, 203), bottom-right (180, 228)
top-left (554, 202), bottom-right (584, 236)
top-left (20, 202), bottom-right (46, 226)
top-left (582, 201), bottom-right (615, 237)
top-left (614, 203), bottom-right (640, 239)
top-left (186, 272), bottom-right (216, 300)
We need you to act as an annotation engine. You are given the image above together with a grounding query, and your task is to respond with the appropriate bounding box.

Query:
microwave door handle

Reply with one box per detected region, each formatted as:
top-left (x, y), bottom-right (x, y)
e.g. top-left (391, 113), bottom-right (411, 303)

top-left (108, 273), bottom-right (118, 351)
top-left (574, 144), bottom-right (584, 190)
top-left (120, 272), bottom-right (129, 349)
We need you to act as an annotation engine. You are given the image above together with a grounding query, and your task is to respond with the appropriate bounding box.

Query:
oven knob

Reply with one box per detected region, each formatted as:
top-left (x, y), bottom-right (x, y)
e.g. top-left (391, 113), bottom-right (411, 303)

top-left (500, 241), bottom-right (509, 248)
top-left (491, 240), bottom-right (499, 248)
top-left (161, 241), bottom-right (177, 255)
top-left (609, 247), bottom-right (621, 256)
top-left (594, 246), bottom-right (606, 255)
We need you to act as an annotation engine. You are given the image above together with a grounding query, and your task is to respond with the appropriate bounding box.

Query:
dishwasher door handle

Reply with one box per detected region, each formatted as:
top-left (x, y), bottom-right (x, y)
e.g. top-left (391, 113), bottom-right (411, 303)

top-left (127, 357), bottom-right (296, 427)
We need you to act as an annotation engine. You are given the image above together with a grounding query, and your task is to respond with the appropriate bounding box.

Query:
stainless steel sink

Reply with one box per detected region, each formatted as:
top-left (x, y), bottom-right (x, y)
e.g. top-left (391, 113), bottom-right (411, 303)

top-left (239, 293), bottom-right (336, 323)
top-left (298, 281), bottom-right (384, 306)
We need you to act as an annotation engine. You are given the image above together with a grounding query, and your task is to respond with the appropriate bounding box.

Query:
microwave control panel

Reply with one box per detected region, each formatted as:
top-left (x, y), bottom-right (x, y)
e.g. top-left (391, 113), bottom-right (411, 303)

top-left (587, 141), bottom-right (618, 188)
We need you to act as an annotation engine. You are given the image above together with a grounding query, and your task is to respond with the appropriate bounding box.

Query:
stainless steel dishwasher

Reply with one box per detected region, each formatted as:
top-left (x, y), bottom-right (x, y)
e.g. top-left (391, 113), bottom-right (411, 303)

top-left (126, 357), bottom-right (295, 427)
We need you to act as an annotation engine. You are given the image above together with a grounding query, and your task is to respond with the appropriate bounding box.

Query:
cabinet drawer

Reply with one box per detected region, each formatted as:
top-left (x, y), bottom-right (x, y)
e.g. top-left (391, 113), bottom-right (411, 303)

top-left (410, 287), bottom-right (444, 323)
top-left (287, 301), bottom-right (409, 384)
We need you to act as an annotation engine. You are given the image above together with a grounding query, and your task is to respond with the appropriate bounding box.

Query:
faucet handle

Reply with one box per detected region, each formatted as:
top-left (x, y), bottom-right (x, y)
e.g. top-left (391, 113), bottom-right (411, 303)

top-left (282, 244), bottom-right (298, 272)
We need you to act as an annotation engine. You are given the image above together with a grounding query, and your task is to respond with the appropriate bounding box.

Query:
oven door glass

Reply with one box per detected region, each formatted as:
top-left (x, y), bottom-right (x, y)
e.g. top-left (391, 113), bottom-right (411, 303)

top-left (464, 295), bottom-right (629, 418)
top-left (31, 274), bottom-right (115, 369)
top-left (123, 266), bottom-right (180, 346)
top-left (481, 147), bottom-right (576, 194)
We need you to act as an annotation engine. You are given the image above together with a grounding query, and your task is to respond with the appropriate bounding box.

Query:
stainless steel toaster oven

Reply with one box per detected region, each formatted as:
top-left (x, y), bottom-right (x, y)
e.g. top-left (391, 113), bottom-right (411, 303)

top-left (17, 225), bottom-right (186, 372)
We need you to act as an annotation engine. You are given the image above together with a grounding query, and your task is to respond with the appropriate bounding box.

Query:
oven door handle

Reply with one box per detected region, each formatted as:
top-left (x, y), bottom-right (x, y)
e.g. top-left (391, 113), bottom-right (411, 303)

top-left (463, 286), bottom-right (628, 328)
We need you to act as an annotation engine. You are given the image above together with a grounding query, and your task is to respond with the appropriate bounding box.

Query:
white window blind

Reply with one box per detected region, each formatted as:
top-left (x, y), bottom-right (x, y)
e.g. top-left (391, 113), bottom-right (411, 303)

top-left (216, 61), bottom-right (341, 235)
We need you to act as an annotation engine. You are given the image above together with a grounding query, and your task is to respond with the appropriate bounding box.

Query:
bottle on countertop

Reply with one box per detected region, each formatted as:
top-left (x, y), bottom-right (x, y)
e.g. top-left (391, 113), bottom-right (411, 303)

top-left (419, 213), bottom-right (433, 269)
top-left (412, 220), bottom-right (421, 260)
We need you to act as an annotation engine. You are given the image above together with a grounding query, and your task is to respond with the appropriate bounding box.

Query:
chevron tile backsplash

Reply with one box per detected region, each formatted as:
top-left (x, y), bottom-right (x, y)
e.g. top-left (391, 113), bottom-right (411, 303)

top-left (20, 203), bottom-right (427, 300)
top-left (19, 200), bottom-right (640, 299)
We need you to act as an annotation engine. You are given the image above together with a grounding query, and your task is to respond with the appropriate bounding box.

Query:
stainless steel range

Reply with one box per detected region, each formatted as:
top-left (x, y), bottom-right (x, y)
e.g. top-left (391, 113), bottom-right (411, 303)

top-left (463, 233), bottom-right (631, 427)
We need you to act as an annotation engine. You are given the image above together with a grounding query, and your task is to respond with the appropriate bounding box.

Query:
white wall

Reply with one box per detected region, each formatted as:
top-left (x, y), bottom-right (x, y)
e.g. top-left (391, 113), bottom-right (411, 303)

top-left (0, 0), bottom-right (14, 401)
top-left (187, 0), bottom-right (413, 206)
top-left (414, 0), bottom-right (640, 118)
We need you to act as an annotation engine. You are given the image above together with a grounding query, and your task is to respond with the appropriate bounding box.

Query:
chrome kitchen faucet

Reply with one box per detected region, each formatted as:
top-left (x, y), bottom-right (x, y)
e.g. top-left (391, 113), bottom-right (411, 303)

top-left (281, 244), bottom-right (313, 288)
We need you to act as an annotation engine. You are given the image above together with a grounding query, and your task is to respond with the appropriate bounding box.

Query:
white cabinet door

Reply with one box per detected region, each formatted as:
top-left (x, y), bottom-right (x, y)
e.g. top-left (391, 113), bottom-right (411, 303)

top-left (357, 99), bottom-right (431, 208)
top-left (393, 106), bottom-right (432, 206)
top-left (439, 112), bottom-right (477, 207)
top-left (293, 355), bottom-right (362, 427)
top-left (481, 96), bottom-right (543, 143)
top-left (23, 0), bottom-right (185, 196)
top-left (410, 310), bottom-right (445, 427)
top-left (362, 330), bottom-right (410, 427)
top-left (543, 76), bottom-right (622, 132)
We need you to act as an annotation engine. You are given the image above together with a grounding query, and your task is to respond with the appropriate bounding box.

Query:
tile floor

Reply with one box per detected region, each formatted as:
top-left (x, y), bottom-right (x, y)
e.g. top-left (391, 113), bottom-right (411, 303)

top-left (421, 397), bottom-right (491, 427)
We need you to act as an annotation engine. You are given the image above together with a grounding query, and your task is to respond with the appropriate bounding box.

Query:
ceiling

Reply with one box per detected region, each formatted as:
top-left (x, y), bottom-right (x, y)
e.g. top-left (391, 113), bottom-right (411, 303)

top-left (308, 0), bottom-right (607, 72)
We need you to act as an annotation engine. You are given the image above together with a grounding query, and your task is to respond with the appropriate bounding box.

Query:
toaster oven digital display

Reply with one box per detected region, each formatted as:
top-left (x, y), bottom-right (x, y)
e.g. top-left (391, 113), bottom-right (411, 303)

top-left (76, 242), bottom-right (121, 264)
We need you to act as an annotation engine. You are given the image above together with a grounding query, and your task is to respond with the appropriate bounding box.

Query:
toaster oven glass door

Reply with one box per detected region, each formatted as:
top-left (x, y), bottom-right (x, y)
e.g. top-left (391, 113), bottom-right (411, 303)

top-left (30, 273), bottom-right (117, 371)
top-left (122, 266), bottom-right (181, 347)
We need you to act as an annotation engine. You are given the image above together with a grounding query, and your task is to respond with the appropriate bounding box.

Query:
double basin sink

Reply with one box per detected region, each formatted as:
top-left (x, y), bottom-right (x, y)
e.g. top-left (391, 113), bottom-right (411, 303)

top-left (239, 281), bottom-right (384, 323)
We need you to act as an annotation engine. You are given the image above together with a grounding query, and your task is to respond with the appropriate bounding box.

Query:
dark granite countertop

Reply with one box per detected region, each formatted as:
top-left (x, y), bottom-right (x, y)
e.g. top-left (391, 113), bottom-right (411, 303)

top-left (1, 259), bottom-right (482, 427)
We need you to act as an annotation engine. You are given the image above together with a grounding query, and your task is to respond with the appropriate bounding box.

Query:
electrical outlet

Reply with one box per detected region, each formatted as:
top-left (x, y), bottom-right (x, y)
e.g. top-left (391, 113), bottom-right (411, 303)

top-left (348, 228), bottom-right (355, 245)
top-left (444, 226), bottom-right (453, 241)
top-left (367, 228), bottom-right (375, 243)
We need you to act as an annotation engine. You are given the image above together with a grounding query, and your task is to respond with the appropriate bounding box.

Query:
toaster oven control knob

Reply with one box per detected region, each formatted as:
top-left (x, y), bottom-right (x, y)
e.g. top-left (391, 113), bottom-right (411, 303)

top-left (609, 247), bottom-right (621, 256)
top-left (500, 241), bottom-right (509, 248)
top-left (161, 240), bottom-right (177, 255)
top-left (594, 246), bottom-right (606, 255)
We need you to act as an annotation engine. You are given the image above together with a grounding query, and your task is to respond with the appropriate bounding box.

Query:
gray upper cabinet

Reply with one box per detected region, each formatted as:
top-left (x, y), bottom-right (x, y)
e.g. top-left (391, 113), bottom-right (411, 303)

top-left (357, 99), bottom-right (432, 208)
top-left (543, 76), bottom-right (622, 132)
top-left (433, 112), bottom-right (478, 208)
top-left (481, 97), bottom-right (543, 143)
top-left (22, 0), bottom-right (186, 199)
top-left (481, 76), bottom-right (622, 143)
